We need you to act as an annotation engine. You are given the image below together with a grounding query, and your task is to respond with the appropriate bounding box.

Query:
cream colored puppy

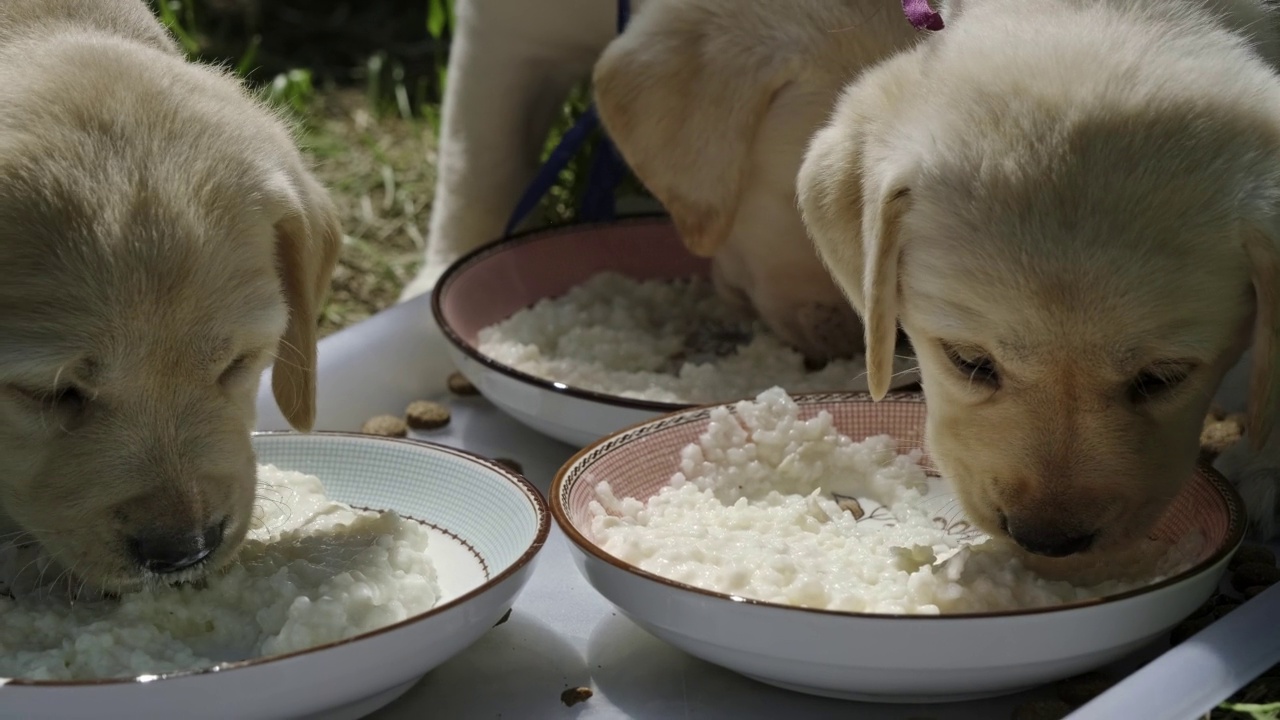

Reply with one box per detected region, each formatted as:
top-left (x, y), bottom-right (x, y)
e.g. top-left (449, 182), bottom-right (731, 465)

top-left (0, 0), bottom-right (341, 594)
top-left (592, 0), bottom-right (922, 359)
top-left (799, 0), bottom-right (1280, 553)
top-left (407, 0), bottom-right (919, 360)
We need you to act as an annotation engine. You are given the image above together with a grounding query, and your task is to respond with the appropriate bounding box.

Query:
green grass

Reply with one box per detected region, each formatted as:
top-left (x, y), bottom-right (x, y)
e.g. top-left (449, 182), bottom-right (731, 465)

top-left (146, 0), bottom-right (632, 335)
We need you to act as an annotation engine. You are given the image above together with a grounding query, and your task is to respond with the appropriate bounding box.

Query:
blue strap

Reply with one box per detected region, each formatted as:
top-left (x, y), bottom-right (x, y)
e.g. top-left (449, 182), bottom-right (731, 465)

top-left (501, 0), bottom-right (633, 238)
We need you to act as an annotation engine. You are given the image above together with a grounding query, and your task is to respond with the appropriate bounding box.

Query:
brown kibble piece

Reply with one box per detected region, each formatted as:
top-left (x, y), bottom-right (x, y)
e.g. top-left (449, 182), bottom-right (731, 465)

top-left (1170, 614), bottom-right (1215, 646)
top-left (405, 400), bottom-right (451, 430)
top-left (1011, 699), bottom-right (1074, 720)
top-left (447, 371), bottom-right (479, 396)
top-left (492, 457), bottom-right (524, 475)
top-left (560, 687), bottom-right (593, 707)
top-left (1054, 671), bottom-right (1117, 706)
top-left (361, 415), bottom-right (407, 437)
top-left (1232, 562), bottom-right (1280, 592)
top-left (1230, 543), bottom-right (1277, 570)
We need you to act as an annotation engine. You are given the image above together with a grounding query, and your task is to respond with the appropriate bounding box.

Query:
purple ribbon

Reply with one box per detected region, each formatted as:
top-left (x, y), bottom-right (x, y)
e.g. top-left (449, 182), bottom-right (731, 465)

top-left (902, 0), bottom-right (945, 31)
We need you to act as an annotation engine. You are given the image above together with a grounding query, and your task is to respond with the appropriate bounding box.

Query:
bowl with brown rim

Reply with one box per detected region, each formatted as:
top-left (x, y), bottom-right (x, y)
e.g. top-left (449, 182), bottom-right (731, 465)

top-left (551, 392), bottom-right (1243, 703)
top-left (431, 216), bottom-right (920, 449)
top-left (0, 432), bottom-right (550, 720)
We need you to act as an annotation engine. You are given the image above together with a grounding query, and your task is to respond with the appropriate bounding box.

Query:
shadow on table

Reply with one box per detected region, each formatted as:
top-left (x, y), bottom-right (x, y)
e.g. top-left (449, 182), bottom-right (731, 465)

top-left (373, 610), bottom-right (592, 719)
top-left (410, 395), bottom-right (579, 496)
top-left (584, 612), bottom-right (1046, 720)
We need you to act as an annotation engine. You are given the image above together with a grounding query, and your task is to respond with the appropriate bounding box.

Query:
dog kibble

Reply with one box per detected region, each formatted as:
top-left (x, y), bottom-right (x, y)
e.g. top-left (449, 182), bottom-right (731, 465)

top-left (560, 687), bottom-right (593, 707)
top-left (1011, 698), bottom-right (1074, 720)
top-left (361, 415), bottom-right (408, 437)
top-left (492, 457), bottom-right (524, 475)
top-left (1231, 562), bottom-right (1280, 592)
top-left (405, 400), bottom-right (451, 430)
top-left (1054, 671), bottom-right (1117, 706)
top-left (446, 372), bottom-right (479, 397)
top-left (1230, 543), bottom-right (1277, 571)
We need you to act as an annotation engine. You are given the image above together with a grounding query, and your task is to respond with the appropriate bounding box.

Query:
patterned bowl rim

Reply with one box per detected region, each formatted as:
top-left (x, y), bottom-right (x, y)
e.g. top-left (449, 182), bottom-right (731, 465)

top-left (431, 215), bottom-right (921, 413)
top-left (4, 431), bottom-right (552, 688)
top-left (551, 391), bottom-right (1246, 621)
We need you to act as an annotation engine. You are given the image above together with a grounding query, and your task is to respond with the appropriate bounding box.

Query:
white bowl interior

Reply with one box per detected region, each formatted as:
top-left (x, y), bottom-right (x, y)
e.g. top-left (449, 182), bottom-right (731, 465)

top-left (252, 432), bottom-right (545, 591)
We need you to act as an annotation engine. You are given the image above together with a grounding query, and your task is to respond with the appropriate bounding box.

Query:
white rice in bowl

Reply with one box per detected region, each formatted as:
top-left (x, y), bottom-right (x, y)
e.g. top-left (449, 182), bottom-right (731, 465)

top-left (476, 272), bottom-right (916, 404)
top-left (589, 388), bottom-right (1202, 614)
top-left (0, 465), bottom-right (440, 681)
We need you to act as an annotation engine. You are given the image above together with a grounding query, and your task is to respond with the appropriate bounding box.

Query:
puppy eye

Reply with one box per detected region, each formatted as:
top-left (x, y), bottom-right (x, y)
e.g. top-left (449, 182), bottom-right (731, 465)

top-left (941, 343), bottom-right (1000, 387)
top-left (1128, 365), bottom-right (1192, 404)
top-left (218, 353), bottom-right (257, 386)
top-left (11, 385), bottom-right (89, 414)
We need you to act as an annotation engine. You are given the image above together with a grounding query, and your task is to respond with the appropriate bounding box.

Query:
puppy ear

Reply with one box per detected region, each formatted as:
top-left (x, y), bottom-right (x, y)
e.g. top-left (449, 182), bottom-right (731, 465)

top-left (1244, 227), bottom-right (1280, 449)
top-left (592, 5), bottom-right (793, 257)
top-left (798, 78), bottom-right (912, 401)
top-left (271, 172), bottom-right (343, 432)
top-left (861, 187), bottom-right (910, 399)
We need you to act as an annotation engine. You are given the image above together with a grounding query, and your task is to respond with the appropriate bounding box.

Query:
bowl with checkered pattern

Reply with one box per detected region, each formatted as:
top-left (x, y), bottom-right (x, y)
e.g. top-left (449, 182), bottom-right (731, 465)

top-left (0, 432), bottom-right (549, 720)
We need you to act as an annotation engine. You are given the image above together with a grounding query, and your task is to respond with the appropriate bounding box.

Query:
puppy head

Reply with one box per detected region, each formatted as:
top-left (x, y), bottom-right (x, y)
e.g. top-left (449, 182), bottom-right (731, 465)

top-left (799, 38), bottom-right (1280, 556)
top-left (593, 0), bottom-right (915, 360)
top-left (0, 44), bottom-right (340, 593)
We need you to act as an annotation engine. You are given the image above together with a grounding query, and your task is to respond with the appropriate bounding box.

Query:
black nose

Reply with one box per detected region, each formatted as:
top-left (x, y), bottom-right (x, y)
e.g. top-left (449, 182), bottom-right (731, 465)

top-left (1000, 513), bottom-right (1095, 558)
top-left (128, 521), bottom-right (224, 574)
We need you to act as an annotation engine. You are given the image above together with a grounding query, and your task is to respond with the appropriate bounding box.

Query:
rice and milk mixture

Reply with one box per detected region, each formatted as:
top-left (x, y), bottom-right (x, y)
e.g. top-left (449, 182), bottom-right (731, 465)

top-left (477, 272), bottom-right (915, 404)
top-left (590, 388), bottom-right (1199, 614)
top-left (0, 466), bottom-right (440, 681)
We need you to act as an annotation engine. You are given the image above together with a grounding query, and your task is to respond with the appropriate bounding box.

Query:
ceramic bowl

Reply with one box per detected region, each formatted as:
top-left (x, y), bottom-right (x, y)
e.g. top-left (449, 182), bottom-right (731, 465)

top-left (551, 392), bottom-right (1244, 703)
top-left (0, 432), bottom-right (550, 720)
top-left (432, 216), bottom-right (919, 448)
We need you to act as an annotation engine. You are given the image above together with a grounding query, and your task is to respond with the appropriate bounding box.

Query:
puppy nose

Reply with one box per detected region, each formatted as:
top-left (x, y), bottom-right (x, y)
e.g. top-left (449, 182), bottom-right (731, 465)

top-left (1000, 513), bottom-right (1095, 557)
top-left (129, 521), bottom-right (224, 574)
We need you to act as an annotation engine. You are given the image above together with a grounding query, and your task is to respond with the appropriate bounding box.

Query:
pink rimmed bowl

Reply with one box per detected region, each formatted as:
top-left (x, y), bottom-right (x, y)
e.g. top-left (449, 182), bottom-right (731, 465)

top-left (431, 217), bottom-right (919, 448)
top-left (551, 392), bottom-right (1244, 703)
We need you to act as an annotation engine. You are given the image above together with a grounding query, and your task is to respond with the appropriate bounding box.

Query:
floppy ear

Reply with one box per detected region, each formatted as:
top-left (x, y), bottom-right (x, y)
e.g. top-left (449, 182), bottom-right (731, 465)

top-left (797, 82), bottom-right (911, 401)
top-left (860, 187), bottom-right (910, 400)
top-left (592, 4), bottom-right (793, 257)
top-left (271, 172), bottom-right (343, 432)
top-left (1244, 227), bottom-right (1280, 449)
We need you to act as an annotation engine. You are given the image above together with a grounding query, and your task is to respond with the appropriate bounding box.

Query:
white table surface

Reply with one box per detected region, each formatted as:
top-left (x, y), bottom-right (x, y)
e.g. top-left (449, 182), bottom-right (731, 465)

top-left (252, 295), bottom-right (1268, 720)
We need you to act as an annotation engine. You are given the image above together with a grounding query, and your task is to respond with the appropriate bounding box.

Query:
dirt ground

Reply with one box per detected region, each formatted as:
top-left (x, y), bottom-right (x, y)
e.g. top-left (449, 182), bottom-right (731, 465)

top-left (298, 90), bottom-right (434, 336)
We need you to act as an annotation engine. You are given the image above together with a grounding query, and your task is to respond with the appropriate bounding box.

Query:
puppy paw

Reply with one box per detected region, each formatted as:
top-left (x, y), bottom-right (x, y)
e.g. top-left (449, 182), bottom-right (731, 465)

top-left (1215, 438), bottom-right (1280, 542)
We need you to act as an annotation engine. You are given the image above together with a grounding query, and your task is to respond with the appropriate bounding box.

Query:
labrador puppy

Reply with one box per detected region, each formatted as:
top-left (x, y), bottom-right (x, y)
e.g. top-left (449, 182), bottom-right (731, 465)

top-left (404, 0), bottom-right (920, 361)
top-left (0, 0), bottom-right (341, 594)
top-left (798, 0), bottom-right (1280, 552)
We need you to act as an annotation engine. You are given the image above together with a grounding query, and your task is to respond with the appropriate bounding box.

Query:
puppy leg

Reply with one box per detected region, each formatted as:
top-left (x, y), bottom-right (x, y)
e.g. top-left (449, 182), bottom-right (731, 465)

top-left (401, 0), bottom-right (615, 301)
